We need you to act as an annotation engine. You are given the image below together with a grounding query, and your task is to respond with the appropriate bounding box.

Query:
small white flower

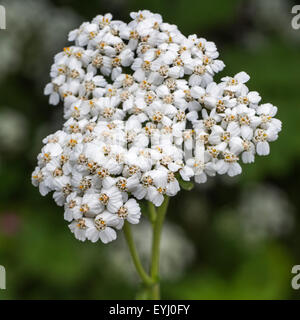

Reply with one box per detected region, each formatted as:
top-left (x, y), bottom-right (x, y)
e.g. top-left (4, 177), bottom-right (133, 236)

top-left (99, 186), bottom-right (123, 213)
top-left (64, 193), bottom-right (82, 222)
top-left (69, 217), bottom-right (93, 242)
top-left (44, 82), bottom-right (60, 105)
top-left (86, 211), bottom-right (118, 243)
top-left (216, 151), bottom-right (242, 177)
top-left (115, 198), bottom-right (141, 229)
top-left (222, 71), bottom-right (250, 92)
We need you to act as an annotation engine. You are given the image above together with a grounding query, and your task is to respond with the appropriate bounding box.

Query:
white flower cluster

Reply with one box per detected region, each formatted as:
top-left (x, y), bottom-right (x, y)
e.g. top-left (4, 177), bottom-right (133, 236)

top-left (32, 10), bottom-right (282, 244)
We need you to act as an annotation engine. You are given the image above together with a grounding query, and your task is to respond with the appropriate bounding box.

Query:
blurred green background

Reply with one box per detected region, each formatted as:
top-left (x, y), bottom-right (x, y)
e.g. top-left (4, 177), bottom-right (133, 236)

top-left (0, 0), bottom-right (300, 299)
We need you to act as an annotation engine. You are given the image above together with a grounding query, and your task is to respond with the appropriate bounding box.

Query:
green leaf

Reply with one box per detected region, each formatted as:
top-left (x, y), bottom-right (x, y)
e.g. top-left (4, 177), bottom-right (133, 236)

top-left (178, 177), bottom-right (194, 191)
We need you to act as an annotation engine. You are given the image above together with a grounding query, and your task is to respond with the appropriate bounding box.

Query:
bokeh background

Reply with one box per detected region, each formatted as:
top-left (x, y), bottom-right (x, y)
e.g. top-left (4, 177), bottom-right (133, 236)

top-left (0, 0), bottom-right (299, 299)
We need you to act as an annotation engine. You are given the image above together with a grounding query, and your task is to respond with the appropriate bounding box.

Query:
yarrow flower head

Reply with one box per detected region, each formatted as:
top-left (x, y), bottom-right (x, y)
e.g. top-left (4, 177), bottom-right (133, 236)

top-left (32, 10), bottom-right (281, 244)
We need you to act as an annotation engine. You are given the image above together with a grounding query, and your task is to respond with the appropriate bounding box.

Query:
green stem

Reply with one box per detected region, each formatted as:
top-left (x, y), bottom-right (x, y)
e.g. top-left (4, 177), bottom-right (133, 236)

top-left (123, 221), bottom-right (154, 287)
top-left (150, 196), bottom-right (169, 300)
top-left (124, 197), bottom-right (170, 300)
top-left (147, 201), bottom-right (157, 225)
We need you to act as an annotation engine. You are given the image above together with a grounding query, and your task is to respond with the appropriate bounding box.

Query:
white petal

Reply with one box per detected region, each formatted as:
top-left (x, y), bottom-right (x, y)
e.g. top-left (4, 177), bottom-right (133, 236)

top-left (256, 141), bottom-right (270, 156)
